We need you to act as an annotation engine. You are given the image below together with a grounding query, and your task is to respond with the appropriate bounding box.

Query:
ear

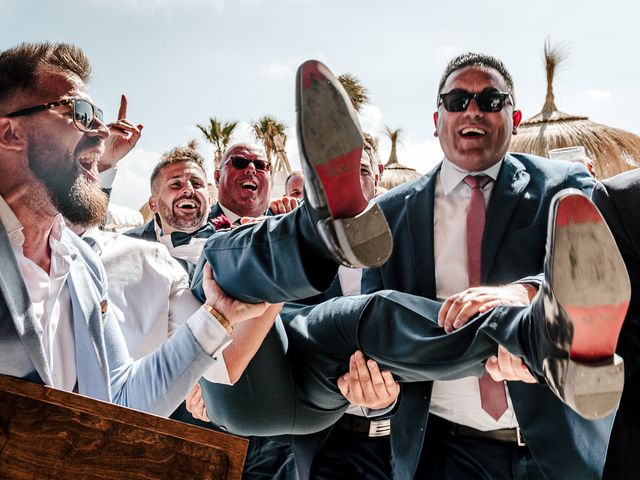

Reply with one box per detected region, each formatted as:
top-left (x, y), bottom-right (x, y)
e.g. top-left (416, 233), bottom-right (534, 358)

top-left (214, 169), bottom-right (221, 186)
top-left (0, 118), bottom-right (25, 153)
top-left (148, 195), bottom-right (158, 213)
top-left (433, 112), bottom-right (439, 137)
top-left (512, 110), bottom-right (523, 135)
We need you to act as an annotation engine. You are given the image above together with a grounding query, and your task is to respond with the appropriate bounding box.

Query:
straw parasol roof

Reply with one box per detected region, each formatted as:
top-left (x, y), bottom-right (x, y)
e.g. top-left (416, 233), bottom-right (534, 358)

top-left (379, 126), bottom-right (422, 190)
top-left (509, 40), bottom-right (640, 179)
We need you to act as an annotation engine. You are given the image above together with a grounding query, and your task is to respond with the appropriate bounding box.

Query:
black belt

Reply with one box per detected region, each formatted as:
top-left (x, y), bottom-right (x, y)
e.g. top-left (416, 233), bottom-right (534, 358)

top-left (334, 414), bottom-right (391, 438)
top-left (437, 417), bottom-right (526, 447)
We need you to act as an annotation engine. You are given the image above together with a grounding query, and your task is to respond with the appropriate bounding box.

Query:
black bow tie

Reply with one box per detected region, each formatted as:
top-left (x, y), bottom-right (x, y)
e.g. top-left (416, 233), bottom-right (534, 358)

top-left (170, 224), bottom-right (215, 247)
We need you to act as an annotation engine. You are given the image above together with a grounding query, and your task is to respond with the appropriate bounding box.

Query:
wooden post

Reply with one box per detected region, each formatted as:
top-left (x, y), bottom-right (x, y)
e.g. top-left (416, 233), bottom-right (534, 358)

top-left (0, 374), bottom-right (248, 479)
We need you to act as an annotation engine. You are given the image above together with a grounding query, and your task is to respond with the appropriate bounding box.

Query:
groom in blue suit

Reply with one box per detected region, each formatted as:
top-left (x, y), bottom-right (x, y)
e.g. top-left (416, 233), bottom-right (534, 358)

top-left (360, 53), bottom-right (611, 480)
top-left (0, 42), bottom-right (267, 416)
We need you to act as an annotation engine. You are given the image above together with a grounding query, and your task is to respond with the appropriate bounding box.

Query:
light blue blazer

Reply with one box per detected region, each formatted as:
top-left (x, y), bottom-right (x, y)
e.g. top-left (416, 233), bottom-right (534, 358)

top-left (0, 220), bottom-right (213, 416)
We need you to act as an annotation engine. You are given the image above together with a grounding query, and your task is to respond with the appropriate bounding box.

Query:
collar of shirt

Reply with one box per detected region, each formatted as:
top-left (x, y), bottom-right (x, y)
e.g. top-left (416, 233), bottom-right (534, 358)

top-left (218, 204), bottom-right (241, 225)
top-left (0, 194), bottom-right (26, 246)
top-left (0, 194), bottom-right (71, 258)
top-left (218, 203), bottom-right (269, 225)
top-left (81, 226), bottom-right (108, 256)
top-left (439, 157), bottom-right (503, 196)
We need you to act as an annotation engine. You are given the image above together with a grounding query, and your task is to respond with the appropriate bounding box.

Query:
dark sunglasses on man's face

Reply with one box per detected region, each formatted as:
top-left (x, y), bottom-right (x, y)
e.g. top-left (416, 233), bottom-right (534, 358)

top-left (4, 98), bottom-right (104, 132)
top-left (228, 156), bottom-right (271, 172)
top-left (438, 90), bottom-right (513, 113)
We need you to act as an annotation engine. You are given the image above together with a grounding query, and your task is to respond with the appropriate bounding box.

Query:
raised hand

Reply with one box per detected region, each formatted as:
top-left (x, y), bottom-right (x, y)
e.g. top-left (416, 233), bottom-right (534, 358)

top-left (99, 94), bottom-right (143, 172)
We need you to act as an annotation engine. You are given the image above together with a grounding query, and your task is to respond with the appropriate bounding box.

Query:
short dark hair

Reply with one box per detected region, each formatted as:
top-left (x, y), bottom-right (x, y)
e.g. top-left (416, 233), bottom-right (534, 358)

top-left (0, 42), bottom-right (91, 108)
top-left (285, 170), bottom-right (303, 189)
top-left (438, 52), bottom-right (516, 105)
top-left (150, 147), bottom-right (206, 194)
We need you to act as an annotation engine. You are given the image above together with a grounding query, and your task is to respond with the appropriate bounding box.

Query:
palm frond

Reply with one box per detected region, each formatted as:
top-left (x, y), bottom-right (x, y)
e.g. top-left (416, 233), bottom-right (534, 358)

top-left (338, 73), bottom-right (370, 112)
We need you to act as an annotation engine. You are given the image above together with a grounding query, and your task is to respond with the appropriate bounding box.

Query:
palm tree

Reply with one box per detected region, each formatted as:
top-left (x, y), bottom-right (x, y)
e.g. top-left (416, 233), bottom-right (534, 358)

top-left (250, 115), bottom-right (292, 174)
top-left (196, 117), bottom-right (238, 168)
top-left (338, 73), bottom-right (370, 112)
top-left (384, 126), bottom-right (402, 165)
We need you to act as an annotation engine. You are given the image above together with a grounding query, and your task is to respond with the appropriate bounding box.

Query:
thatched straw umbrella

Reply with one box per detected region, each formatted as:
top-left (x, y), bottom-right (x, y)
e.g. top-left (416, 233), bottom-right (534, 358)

top-left (509, 40), bottom-right (640, 179)
top-left (379, 126), bottom-right (422, 190)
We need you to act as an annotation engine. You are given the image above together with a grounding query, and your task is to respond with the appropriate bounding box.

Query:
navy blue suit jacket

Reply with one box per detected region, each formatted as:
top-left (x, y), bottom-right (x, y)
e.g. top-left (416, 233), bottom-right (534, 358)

top-left (362, 153), bottom-right (613, 480)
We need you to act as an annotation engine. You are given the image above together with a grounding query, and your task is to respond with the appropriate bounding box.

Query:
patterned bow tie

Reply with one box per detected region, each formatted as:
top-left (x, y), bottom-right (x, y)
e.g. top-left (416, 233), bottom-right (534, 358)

top-left (170, 224), bottom-right (215, 247)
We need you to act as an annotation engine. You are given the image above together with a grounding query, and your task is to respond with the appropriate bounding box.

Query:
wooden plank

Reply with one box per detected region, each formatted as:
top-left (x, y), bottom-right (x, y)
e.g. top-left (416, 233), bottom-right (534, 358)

top-left (0, 375), bottom-right (248, 479)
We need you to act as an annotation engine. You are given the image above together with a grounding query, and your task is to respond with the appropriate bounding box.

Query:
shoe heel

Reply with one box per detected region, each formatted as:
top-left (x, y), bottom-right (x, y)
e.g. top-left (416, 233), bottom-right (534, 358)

top-left (318, 202), bottom-right (393, 267)
top-left (552, 355), bottom-right (624, 420)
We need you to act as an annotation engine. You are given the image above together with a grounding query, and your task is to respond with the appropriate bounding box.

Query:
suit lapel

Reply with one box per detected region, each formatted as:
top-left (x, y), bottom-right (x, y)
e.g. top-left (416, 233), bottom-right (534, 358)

top-left (482, 154), bottom-right (530, 281)
top-left (0, 221), bottom-right (52, 385)
top-left (405, 166), bottom-right (440, 298)
top-left (67, 245), bottom-right (110, 401)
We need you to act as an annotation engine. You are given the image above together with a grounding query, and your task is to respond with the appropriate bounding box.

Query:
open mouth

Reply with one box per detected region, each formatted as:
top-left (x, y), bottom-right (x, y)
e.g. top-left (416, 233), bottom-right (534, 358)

top-left (175, 199), bottom-right (200, 212)
top-left (460, 127), bottom-right (487, 138)
top-left (241, 180), bottom-right (258, 192)
top-left (76, 152), bottom-right (100, 182)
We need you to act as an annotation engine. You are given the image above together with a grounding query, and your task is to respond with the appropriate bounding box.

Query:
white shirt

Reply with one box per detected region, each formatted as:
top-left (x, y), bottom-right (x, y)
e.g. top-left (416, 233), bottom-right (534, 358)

top-left (84, 228), bottom-right (232, 384)
top-left (218, 204), bottom-right (242, 225)
top-left (429, 158), bottom-right (519, 431)
top-left (156, 220), bottom-right (209, 266)
top-left (0, 196), bottom-right (76, 392)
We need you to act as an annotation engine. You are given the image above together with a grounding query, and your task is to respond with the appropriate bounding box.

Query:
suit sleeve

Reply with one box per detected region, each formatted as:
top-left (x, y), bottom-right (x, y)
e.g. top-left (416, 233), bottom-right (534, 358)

top-left (593, 181), bottom-right (640, 380)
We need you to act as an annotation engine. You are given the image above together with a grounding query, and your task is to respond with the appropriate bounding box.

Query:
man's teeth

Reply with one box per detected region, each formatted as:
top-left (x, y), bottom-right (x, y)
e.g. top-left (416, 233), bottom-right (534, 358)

top-left (176, 200), bottom-right (197, 209)
top-left (78, 152), bottom-right (100, 169)
top-left (461, 127), bottom-right (486, 136)
top-left (242, 181), bottom-right (257, 191)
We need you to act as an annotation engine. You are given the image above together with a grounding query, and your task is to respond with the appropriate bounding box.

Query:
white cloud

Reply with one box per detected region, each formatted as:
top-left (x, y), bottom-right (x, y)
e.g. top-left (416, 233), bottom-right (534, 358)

top-left (376, 135), bottom-right (442, 175)
top-left (359, 104), bottom-right (384, 134)
top-left (109, 148), bottom-right (161, 210)
top-left (585, 89), bottom-right (612, 102)
top-left (261, 62), bottom-right (295, 80)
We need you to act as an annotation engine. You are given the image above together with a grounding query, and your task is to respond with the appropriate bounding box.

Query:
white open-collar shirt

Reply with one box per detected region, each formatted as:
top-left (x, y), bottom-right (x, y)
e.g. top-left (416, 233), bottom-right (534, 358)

top-left (0, 195), bottom-right (76, 392)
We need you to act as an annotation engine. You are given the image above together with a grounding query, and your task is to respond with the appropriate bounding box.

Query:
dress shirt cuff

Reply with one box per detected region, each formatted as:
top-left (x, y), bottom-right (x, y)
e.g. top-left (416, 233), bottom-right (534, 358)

top-left (362, 398), bottom-right (398, 418)
top-left (99, 167), bottom-right (118, 189)
top-left (186, 306), bottom-right (232, 358)
top-left (202, 355), bottom-right (232, 385)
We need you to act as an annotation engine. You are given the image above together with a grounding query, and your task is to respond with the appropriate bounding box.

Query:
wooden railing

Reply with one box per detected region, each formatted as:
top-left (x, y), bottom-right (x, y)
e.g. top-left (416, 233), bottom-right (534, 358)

top-left (0, 375), bottom-right (248, 479)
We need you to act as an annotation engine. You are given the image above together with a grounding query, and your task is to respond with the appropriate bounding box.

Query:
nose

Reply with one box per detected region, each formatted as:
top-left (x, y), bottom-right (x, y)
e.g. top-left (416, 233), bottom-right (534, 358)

top-left (183, 181), bottom-right (196, 194)
top-left (244, 161), bottom-right (257, 173)
top-left (87, 115), bottom-right (109, 139)
top-left (464, 97), bottom-right (483, 118)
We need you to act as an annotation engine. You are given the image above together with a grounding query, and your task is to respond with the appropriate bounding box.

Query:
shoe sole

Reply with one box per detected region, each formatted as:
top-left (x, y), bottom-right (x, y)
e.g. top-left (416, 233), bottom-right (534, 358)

top-left (296, 60), bottom-right (392, 267)
top-left (545, 190), bottom-right (629, 419)
top-left (297, 60), bottom-right (366, 218)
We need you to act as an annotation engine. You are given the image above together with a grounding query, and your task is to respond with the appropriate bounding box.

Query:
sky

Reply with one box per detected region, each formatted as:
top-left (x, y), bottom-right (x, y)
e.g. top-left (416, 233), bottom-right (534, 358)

top-left (2, 0), bottom-right (639, 210)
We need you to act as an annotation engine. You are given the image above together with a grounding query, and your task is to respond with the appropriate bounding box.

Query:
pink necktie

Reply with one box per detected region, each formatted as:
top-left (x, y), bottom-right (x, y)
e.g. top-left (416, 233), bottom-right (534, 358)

top-left (463, 175), bottom-right (508, 422)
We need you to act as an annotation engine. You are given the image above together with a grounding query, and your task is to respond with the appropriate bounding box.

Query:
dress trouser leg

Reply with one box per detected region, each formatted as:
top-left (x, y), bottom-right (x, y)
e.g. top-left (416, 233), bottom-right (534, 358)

top-left (193, 207), bottom-right (339, 304)
top-left (200, 289), bottom-right (536, 436)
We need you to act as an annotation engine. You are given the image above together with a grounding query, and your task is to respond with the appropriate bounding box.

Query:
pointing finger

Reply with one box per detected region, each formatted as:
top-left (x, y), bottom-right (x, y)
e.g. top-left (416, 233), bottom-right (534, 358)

top-left (117, 94), bottom-right (127, 121)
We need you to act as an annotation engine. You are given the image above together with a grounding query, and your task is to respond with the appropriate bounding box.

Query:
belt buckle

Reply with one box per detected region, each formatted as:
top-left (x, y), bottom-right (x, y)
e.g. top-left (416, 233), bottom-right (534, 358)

top-left (368, 419), bottom-right (391, 437)
top-left (516, 427), bottom-right (525, 447)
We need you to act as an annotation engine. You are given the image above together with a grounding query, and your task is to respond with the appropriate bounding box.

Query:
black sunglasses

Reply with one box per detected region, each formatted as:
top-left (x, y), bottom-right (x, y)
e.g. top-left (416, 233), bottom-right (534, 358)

top-left (438, 90), bottom-right (513, 113)
top-left (4, 98), bottom-right (104, 132)
top-left (228, 156), bottom-right (271, 172)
